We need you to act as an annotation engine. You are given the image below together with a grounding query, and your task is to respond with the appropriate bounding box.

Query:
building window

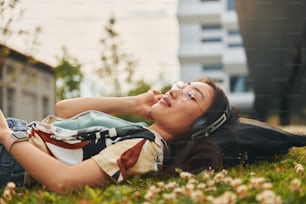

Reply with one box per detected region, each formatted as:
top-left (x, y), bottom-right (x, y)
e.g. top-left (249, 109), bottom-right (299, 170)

top-left (42, 96), bottom-right (49, 118)
top-left (227, 30), bottom-right (242, 48)
top-left (202, 64), bottom-right (223, 71)
top-left (230, 75), bottom-right (252, 93)
top-left (228, 43), bottom-right (242, 48)
top-left (227, 0), bottom-right (235, 11)
top-left (200, 0), bottom-right (220, 2)
top-left (5, 63), bottom-right (16, 74)
top-left (228, 30), bottom-right (240, 36)
top-left (7, 88), bottom-right (15, 117)
top-left (201, 37), bottom-right (222, 43)
top-left (202, 24), bottom-right (222, 31)
top-left (5, 63), bottom-right (16, 81)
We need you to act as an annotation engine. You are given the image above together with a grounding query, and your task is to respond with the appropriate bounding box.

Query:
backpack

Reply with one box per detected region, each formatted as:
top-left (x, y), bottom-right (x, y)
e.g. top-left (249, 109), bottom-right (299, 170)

top-left (28, 111), bottom-right (159, 165)
top-left (207, 117), bottom-right (306, 167)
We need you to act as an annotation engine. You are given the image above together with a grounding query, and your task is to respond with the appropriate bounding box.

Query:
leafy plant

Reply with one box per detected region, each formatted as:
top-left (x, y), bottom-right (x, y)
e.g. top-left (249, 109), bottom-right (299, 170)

top-left (95, 16), bottom-right (137, 96)
top-left (54, 46), bottom-right (83, 100)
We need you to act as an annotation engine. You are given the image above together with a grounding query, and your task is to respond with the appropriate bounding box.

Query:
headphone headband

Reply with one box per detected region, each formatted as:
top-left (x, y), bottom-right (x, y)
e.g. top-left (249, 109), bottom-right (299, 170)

top-left (191, 103), bottom-right (231, 140)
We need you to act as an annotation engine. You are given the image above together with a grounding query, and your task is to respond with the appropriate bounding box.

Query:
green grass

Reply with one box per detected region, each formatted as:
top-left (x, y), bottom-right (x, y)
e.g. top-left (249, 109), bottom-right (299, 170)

top-left (1, 144), bottom-right (305, 203)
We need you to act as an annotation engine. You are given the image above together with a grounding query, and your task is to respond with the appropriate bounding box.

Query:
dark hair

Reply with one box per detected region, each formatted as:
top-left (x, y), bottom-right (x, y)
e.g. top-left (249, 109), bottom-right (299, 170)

top-left (162, 78), bottom-right (238, 175)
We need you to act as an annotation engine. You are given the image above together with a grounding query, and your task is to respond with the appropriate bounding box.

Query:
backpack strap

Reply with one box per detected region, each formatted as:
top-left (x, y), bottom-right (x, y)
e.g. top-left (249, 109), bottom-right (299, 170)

top-left (30, 123), bottom-right (156, 148)
top-left (30, 128), bottom-right (91, 149)
top-left (53, 125), bottom-right (156, 143)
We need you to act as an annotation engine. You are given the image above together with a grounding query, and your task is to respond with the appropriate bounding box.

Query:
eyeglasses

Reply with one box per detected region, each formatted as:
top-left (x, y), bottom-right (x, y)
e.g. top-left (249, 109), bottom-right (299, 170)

top-left (171, 81), bottom-right (204, 113)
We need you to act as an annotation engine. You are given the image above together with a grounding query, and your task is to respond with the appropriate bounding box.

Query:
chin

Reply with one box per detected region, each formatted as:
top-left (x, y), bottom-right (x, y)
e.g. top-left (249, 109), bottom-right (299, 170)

top-left (150, 111), bottom-right (171, 124)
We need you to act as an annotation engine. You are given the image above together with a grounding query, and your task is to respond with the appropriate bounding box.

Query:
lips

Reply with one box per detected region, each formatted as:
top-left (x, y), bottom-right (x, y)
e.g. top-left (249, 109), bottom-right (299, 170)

top-left (160, 96), bottom-right (171, 107)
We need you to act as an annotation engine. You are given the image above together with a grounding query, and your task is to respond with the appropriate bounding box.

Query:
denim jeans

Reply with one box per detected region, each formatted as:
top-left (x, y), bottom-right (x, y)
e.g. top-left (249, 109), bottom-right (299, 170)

top-left (0, 118), bottom-right (28, 186)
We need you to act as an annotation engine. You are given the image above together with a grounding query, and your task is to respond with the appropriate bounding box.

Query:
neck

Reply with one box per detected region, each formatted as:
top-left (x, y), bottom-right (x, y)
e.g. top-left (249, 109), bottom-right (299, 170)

top-left (149, 123), bottom-right (174, 141)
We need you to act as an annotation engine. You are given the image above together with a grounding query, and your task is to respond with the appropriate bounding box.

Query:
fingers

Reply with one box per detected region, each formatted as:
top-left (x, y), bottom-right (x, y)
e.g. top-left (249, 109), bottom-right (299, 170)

top-left (150, 89), bottom-right (161, 95)
top-left (147, 90), bottom-right (163, 103)
top-left (147, 89), bottom-right (161, 97)
top-left (0, 109), bottom-right (9, 129)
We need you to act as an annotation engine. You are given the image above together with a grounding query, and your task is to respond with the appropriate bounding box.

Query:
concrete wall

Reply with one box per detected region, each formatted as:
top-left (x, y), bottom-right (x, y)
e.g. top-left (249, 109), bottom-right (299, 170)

top-left (1, 57), bottom-right (55, 122)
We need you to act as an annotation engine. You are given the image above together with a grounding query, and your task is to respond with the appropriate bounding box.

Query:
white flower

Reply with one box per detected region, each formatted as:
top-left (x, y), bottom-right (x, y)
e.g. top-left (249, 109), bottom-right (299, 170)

top-left (256, 190), bottom-right (282, 204)
top-left (6, 182), bottom-right (16, 190)
top-left (186, 183), bottom-right (195, 191)
top-left (190, 190), bottom-right (206, 202)
top-left (180, 171), bottom-right (194, 180)
top-left (289, 178), bottom-right (302, 193)
top-left (236, 185), bottom-right (249, 199)
top-left (1, 182), bottom-right (16, 202)
top-left (262, 182), bottom-right (273, 190)
top-left (197, 183), bottom-right (207, 190)
top-left (188, 178), bottom-right (198, 185)
top-left (223, 177), bottom-right (233, 185)
top-left (2, 189), bottom-right (13, 201)
top-left (294, 163), bottom-right (304, 174)
top-left (213, 191), bottom-right (237, 204)
top-left (207, 179), bottom-right (215, 187)
top-left (230, 178), bottom-right (242, 188)
top-left (214, 172), bottom-right (226, 183)
top-left (173, 187), bottom-right (184, 195)
top-left (148, 185), bottom-right (160, 194)
top-left (156, 181), bottom-right (165, 189)
top-left (183, 183), bottom-right (195, 195)
top-left (165, 181), bottom-right (178, 190)
top-left (249, 177), bottom-right (266, 189)
top-left (144, 191), bottom-right (155, 201)
top-left (206, 179), bottom-right (217, 192)
top-left (202, 169), bottom-right (215, 181)
top-left (163, 192), bottom-right (176, 201)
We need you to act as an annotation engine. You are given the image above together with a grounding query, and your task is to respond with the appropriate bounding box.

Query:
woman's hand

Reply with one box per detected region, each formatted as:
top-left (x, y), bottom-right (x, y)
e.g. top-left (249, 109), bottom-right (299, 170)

top-left (55, 90), bottom-right (163, 118)
top-left (0, 110), bottom-right (13, 147)
top-left (135, 90), bottom-right (162, 118)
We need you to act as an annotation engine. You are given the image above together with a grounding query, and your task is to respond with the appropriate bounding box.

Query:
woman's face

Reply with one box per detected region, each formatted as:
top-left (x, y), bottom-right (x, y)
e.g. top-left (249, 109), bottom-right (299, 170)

top-left (150, 81), bottom-right (215, 140)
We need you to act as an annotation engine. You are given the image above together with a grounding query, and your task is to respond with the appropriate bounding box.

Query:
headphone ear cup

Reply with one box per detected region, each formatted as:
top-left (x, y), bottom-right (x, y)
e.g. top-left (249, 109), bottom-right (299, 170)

top-left (191, 117), bottom-right (208, 134)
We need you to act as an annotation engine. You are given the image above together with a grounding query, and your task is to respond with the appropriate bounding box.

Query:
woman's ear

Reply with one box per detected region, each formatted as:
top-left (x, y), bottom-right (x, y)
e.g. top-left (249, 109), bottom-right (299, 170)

top-left (190, 116), bottom-right (209, 140)
top-left (191, 116), bottom-right (208, 134)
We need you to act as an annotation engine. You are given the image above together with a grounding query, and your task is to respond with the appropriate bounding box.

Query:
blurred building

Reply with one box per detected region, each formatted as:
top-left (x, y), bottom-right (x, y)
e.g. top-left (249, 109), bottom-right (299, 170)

top-left (177, 0), bottom-right (254, 112)
top-left (0, 43), bottom-right (55, 122)
top-left (234, 0), bottom-right (306, 125)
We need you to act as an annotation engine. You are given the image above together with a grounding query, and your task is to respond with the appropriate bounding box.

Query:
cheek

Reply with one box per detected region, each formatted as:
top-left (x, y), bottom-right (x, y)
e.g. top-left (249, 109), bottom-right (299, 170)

top-left (170, 106), bottom-right (201, 129)
top-left (149, 103), bottom-right (165, 121)
top-left (150, 101), bottom-right (201, 126)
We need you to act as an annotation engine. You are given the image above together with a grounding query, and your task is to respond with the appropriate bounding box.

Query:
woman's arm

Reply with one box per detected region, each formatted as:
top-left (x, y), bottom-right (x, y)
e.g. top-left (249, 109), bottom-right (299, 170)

top-left (12, 140), bottom-right (107, 192)
top-left (55, 90), bottom-right (161, 118)
top-left (0, 110), bottom-right (108, 193)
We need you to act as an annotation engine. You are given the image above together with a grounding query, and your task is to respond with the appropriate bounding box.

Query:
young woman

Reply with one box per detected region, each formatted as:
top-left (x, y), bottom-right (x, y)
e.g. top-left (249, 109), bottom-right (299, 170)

top-left (1, 78), bottom-right (305, 193)
top-left (0, 78), bottom-right (226, 192)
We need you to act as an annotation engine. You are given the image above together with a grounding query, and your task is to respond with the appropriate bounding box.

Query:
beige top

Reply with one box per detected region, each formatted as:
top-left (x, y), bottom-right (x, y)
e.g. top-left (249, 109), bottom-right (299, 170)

top-left (26, 117), bottom-right (166, 185)
top-left (92, 132), bottom-right (165, 182)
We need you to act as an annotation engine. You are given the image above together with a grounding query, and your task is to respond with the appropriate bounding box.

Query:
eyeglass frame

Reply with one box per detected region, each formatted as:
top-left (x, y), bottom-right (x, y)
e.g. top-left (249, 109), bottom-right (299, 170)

top-left (170, 81), bottom-right (204, 113)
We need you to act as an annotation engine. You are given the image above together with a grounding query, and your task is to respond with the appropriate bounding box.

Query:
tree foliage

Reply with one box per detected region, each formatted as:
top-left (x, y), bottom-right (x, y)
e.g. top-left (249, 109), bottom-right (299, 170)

top-left (128, 80), bottom-right (151, 96)
top-left (96, 16), bottom-right (137, 96)
top-left (0, 0), bottom-right (24, 44)
top-left (0, 0), bottom-right (42, 80)
top-left (0, 0), bottom-right (41, 50)
top-left (0, 0), bottom-right (43, 109)
top-left (54, 46), bottom-right (83, 100)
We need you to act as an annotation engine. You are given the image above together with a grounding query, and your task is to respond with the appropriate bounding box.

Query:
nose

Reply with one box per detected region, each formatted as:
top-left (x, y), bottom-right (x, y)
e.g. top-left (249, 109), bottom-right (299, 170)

top-left (169, 88), bottom-right (182, 99)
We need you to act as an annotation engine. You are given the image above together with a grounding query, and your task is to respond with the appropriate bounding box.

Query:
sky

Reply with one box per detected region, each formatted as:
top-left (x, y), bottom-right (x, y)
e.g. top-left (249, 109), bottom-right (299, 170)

top-left (8, 0), bottom-right (179, 95)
